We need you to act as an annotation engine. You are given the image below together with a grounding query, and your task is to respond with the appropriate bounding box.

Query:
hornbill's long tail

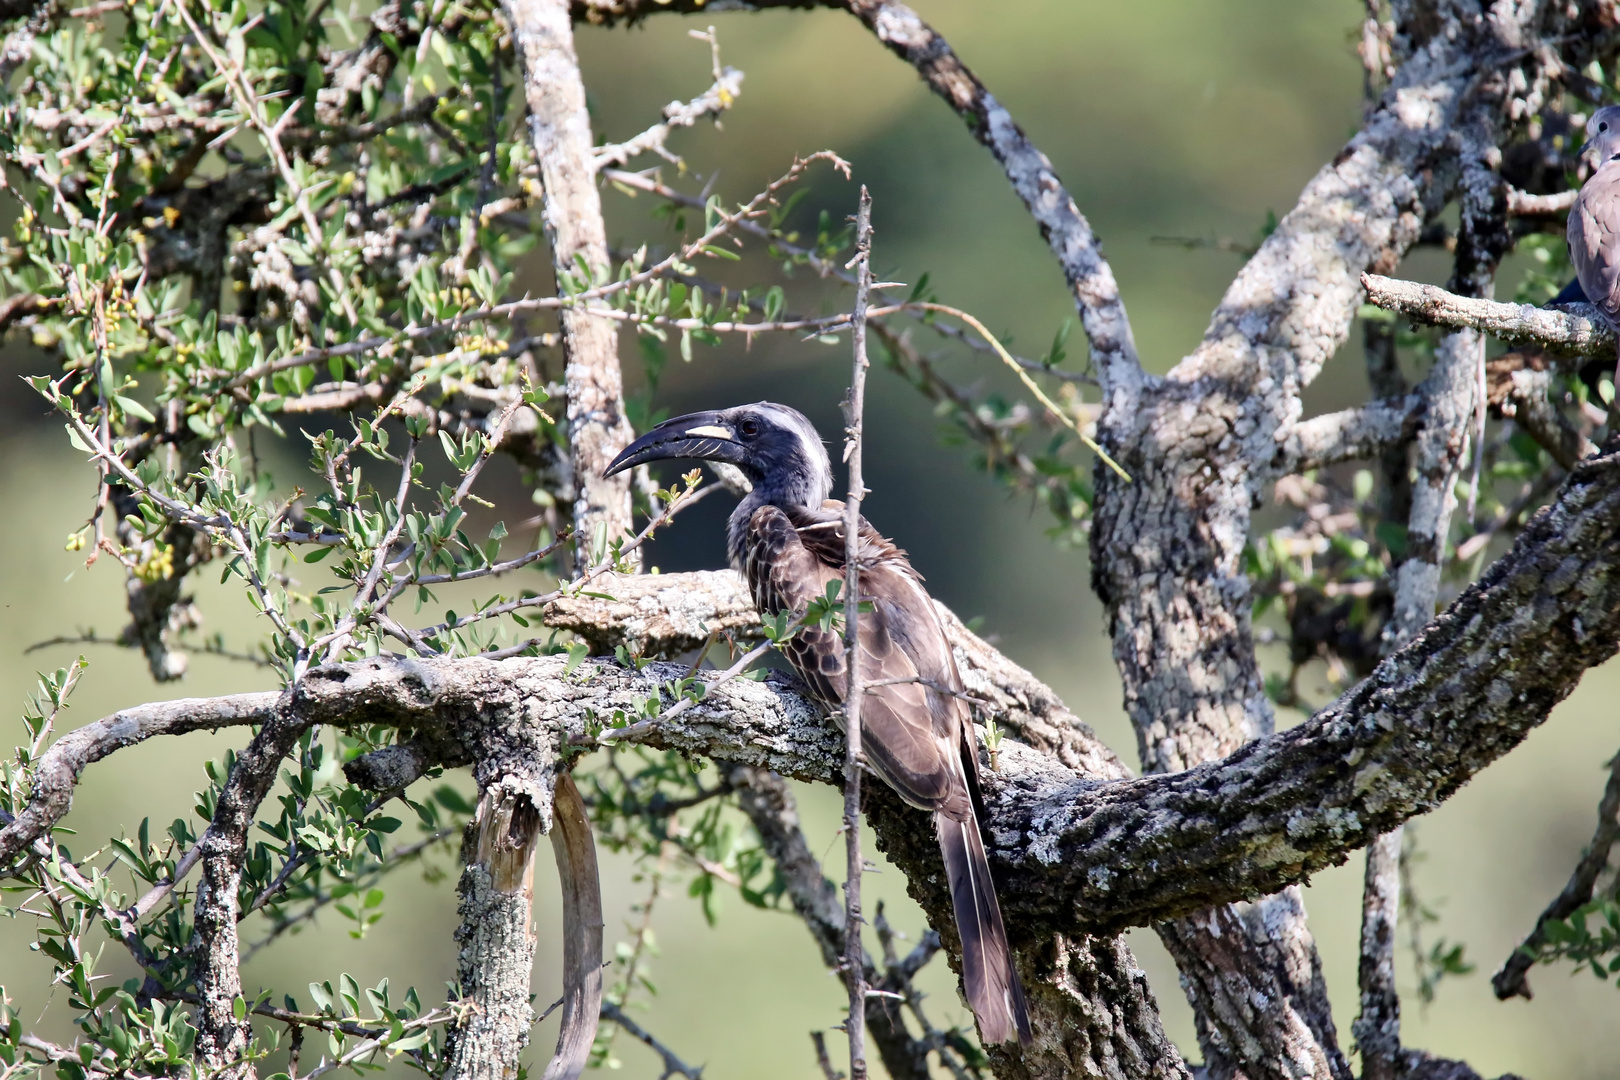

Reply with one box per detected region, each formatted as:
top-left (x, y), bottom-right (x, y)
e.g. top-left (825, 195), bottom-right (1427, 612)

top-left (935, 808), bottom-right (1032, 1046)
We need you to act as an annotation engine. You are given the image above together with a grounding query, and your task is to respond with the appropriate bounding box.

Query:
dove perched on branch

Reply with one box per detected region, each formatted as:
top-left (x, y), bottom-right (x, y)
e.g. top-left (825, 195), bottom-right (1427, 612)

top-left (1568, 105), bottom-right (1620, 404)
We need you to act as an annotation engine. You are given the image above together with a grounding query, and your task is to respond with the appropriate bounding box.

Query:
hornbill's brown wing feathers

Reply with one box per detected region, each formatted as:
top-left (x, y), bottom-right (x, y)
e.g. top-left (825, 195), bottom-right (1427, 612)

top-left (746, 502), bottom-right (1032, 1046)
top-left (602, 402), bottom-right (1032, 1047)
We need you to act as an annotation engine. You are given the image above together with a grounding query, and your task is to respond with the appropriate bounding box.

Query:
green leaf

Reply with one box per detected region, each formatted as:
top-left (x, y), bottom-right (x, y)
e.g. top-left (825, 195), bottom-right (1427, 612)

top-left (562, 642), bottom-right (589, 674)
top-left (114, 394), bottom-right (155, 423)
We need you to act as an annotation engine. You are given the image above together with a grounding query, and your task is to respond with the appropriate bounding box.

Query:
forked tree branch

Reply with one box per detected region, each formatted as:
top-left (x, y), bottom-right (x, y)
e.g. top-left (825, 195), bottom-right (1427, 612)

top-left (0, 692), bottom-right (282, 872)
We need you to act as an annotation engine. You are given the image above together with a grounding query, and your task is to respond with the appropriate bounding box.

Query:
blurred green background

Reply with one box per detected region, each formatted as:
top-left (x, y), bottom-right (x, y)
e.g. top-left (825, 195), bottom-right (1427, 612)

top-left (4, 1), bottom-right (1620, 1076)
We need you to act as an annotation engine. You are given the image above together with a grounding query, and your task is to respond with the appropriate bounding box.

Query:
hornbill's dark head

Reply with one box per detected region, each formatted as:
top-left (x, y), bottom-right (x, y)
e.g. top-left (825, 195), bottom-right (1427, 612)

top-left (604, 402), bottom-right (833, 512)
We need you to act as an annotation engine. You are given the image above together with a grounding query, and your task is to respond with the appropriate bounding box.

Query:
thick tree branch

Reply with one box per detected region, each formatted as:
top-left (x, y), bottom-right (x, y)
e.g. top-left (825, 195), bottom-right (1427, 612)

top-left (1356, 121), bottom-right (1511, 1072)
top-left (20, 445), bottom-right (1620, 971)
top-left (445, 781), bottom-right (546, 1080)
top-left (1353, 831), bottom-right (1402, 1080)
top-left (539, 569), bottom-right (1129, 779)
top-left (505, 0), bottom-right (637, 562)
top-left (1157, 891), bottom-right (1342, 1080)
top-left (1275, 394), bottom-right (1426, 475)
top-left (1362, 272), bottom-right (1615, 361)
top-left (1086, 15), bottom-right (1565, 1072)
top-left (0, 692), bottom-right (280, 870)
top-left (194, 709), bottom-right (315, 1080)
top-left (998, 446), bottom-right (1620, 935)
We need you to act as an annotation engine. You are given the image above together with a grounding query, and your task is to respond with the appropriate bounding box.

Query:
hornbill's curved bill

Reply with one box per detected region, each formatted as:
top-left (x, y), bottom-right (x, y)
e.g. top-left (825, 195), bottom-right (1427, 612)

top-left (605, 402), bottom-right (1033, 1047)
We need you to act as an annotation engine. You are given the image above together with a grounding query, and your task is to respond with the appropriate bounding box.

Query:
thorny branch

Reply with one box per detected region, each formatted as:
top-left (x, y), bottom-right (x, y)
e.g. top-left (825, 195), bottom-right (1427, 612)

top-left (839, 185), bottom-right (874, 1080)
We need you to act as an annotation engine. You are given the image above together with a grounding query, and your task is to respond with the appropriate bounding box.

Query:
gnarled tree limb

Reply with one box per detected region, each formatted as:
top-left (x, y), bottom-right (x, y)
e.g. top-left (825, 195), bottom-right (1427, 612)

top-left (0, 692), bottom-right (281, 870)
top-left (1362, 272), bottom-right (1616, 361)
top-left (17, 442), bottom-right (1620, 974)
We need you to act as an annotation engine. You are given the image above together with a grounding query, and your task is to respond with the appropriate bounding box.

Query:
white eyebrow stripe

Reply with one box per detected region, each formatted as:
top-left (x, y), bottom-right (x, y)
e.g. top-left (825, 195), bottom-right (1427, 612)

top-left (685, 424), bottom-right (733, 439)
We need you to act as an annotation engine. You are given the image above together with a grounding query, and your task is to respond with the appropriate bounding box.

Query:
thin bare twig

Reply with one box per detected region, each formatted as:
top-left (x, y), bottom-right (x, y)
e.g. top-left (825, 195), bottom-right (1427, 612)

top-left (1493, 750), bottom-right (1620, 1000)
top-left (598, 1001), bottom-right (702, 1080)
top-left (592, 28), bottom-right (741, 171)
top-left (840, 185), bottom-right (874, 1080)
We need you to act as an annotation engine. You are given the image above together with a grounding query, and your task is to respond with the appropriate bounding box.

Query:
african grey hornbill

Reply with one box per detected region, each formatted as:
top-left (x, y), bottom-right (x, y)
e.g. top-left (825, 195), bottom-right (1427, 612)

top-left (605, 401), bottom-right (1033, 1047)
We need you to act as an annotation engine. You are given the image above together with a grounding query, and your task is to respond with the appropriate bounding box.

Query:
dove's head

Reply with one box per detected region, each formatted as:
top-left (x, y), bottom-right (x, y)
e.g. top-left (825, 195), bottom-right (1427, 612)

top-left (1583, 106), bottom-right (1620, 164)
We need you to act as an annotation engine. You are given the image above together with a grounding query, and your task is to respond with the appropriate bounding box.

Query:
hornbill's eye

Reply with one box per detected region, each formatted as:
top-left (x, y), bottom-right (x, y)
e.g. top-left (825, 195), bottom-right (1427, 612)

top-left (739, 418), bottom-right (761, 439)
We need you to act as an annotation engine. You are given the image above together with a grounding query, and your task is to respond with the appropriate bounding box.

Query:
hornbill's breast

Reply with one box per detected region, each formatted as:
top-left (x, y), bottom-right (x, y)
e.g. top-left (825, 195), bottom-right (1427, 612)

top-left (739, 502), bottom-right (971, 814)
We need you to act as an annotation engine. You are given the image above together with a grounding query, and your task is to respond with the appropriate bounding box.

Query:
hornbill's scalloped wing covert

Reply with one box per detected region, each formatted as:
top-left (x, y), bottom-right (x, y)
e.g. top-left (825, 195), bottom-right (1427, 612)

top-left (605, 401), bottom-right (1033, 1048)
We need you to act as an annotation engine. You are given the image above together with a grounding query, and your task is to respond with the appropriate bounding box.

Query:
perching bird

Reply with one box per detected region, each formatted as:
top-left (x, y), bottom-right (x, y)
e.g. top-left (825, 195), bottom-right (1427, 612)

top-left (605, 402), bottom-right (1032, 1047)
top-left (1569, 106), bottom-right (1620, 380)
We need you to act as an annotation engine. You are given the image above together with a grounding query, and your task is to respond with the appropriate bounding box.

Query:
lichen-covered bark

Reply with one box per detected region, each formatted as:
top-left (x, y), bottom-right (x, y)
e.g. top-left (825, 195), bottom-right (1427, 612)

top-left (1354, 831), bottom-right (1403, 1080)
top-left (989, 448), bottom-right (1620, 936)
top-left (12, 441), bottom-right (1620, 1080)
top-left (312, 446), bottom-right (1620, 934)
top-left (1363, 274), bottom-right (1617, 358)
top-left (544, 570), bottom-right (760, 657)
top-left (444, 782), bottom-right (545, 1080)
top-left (1158, 890), bottom-right (1345, 1080)
top-left (540, 569), bottom-right (1131, 781)
top-left (503, 0), bottom-right (636, 561)
top-left (194, 710), bottom-right (313, 1080)
top-left (1078, 5), bottom-right (1577, 1075)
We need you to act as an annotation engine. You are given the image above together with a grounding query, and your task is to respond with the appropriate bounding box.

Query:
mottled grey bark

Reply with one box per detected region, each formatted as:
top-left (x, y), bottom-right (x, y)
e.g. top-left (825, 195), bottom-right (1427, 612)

top-left (0, 692), bottom-right (281, 871)
top-left (1362, 274), bottom-right (1616, 360)
top-left (1080, 4), bottom-right (1575, 1076)
top-left (1275, 395), bottom-right (1426, 476)
top-left (1159, 892), bottom-right (1345, 1080)
top-left (1354, 831), bottom-right (1403, 1080)
top-left (194, 709), bottom-right (314, 1080)
top-left (12, 438), bottom-right (1620, 1080)
top-left (444, 782), bottom-right (545, 1080)
top-left (504, 0), bottom-right (636, 563)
